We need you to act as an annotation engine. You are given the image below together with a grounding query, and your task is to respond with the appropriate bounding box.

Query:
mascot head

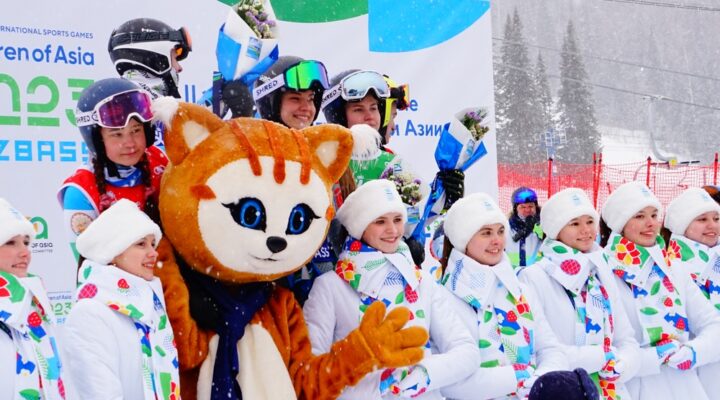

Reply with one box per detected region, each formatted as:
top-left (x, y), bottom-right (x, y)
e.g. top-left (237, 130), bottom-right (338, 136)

top-left (153, 98), bottom-right (352, 283)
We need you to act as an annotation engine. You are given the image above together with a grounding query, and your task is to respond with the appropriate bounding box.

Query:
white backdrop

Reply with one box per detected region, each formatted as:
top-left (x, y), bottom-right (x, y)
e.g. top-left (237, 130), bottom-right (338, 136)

top-left (0, 0), bottom-right (496, 320)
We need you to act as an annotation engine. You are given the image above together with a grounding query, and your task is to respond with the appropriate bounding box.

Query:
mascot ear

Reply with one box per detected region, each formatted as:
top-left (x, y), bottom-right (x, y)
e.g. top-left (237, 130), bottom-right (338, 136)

top-left (302, 124), bottom-right (353, 184)
top-left (152, 97), bottom-right (226, 165)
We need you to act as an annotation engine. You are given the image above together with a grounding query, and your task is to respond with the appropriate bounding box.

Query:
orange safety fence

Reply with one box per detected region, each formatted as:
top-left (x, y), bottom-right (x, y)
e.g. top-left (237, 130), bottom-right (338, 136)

top-left (498, 154), bottom-right (720, 215)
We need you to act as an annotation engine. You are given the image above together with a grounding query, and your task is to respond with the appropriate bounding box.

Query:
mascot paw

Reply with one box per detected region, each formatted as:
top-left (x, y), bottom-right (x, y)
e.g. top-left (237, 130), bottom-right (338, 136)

top-left (357, 301), bottom-right (428, 368)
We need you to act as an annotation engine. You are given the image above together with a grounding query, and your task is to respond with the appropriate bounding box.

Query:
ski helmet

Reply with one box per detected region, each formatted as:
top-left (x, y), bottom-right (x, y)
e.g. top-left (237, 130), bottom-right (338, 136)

top-left (254, 55), bottom-right (329, 125)
top-left (322, 70), bottom-right (388, 129)
top-left (511, 187), bottom-right (539, 213)
top-left (108, 18), bottom-right (192, 97)
top-left (75, 78), bottom-right (154, 159)
top-left (379, 75), bottom-right (409, 142)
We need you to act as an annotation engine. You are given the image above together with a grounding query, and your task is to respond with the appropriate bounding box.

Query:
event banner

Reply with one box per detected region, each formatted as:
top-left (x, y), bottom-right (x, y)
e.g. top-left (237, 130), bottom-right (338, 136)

top-left (0, 0), bottom-right (495, 321)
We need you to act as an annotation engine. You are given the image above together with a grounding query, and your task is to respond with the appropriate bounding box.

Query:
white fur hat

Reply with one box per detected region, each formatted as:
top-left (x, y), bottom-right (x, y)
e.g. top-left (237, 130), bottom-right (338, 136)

top-left (444, 193), bottom-right (508, 253)
top-left (0, 198), bottom-right (35, 245)
top-left (337, 179), bottom-right (407, 239)
top-left (76, 199), bottom-right (162, 264)
top-left (601, 181), bottom-right (662, 233)
top-left (664, 187), bottom-right (720, 235)
top-left (541, 188), bottom-right (599, 240)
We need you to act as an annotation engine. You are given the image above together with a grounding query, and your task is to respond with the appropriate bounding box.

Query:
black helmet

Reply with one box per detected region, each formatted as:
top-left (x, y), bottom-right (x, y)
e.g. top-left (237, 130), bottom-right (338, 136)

top-left (322, 70), bottom-right (388, 129)
top-left (254, 55), bottom-right (329, 125)
top-left (108, 18), bottom-right (191, 97)
top-left (76, 78), bottom-right (154, 160)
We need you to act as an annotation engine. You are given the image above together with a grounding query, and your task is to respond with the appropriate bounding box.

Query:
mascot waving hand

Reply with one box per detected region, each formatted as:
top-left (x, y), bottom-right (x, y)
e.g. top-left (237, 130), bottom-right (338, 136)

top-left (151, 97), bottom-right (428, 400)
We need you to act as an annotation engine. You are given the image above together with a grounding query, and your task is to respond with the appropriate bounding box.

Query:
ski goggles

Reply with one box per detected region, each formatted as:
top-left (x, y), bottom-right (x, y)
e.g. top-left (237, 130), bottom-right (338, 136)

top-left (512, 188), bottom-right (538, 205)
top-left (110, 27), bottom-right (192, 61)
top-left (75, 89), bottom-right (153, 128)
top-left (253, 60), bottom-right (330, 101)
top-left (321, 70), bottom-right (390, 109)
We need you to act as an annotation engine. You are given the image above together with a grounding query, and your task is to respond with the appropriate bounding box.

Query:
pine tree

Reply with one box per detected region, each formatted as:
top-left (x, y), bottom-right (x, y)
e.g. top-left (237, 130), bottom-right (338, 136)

top-left (555, 20), bottom-right (600, 163)
top-left (533, 52), bottom-right (555, 160)
top-left (495, 9), bottom-right (541, 163)
top-left (494, 14), bottom-right (513, 132)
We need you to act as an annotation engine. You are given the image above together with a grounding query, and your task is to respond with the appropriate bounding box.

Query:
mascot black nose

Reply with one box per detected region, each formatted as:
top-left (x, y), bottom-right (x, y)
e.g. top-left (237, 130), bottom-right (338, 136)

top-left (266, 236), bottom-right (287, 254)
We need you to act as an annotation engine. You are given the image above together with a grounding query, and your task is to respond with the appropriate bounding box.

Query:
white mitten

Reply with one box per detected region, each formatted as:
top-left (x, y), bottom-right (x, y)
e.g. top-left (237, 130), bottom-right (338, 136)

top-left (665, 345), bottom-right (697, 371)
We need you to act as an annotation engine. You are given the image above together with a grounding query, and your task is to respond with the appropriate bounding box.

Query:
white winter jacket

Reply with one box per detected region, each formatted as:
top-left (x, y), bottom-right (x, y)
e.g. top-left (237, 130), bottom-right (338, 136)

top-left (668, 235), bottom-right (720, 400)
top-left (608, 252), bottom-right (720, 400)
top-left (440, 253), bottom-right (568, 400)
top-left (519, 255), bottom-right (642, 390)
top-left (0, 327), bottom-right (14, 400)
top-left (0, 274), bottom-right (68, 400)
top-left (304, 269), bottom-right (479, 399)
top-left (63, 267), bottom-right (170, 400)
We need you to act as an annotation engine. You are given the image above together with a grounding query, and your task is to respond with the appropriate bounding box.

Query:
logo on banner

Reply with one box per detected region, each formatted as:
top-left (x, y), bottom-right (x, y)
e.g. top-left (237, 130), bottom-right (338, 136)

top-left (270, 0), bottom-right (490, 52)
top-left (29, 216), bottom-right (54, 254)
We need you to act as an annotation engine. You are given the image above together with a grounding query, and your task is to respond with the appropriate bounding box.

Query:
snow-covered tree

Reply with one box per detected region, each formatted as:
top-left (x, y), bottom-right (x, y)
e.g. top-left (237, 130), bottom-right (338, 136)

top-left (494, 14), bottom-right (513, 131)
top-left (533, 52), bottom-right (555, 159)
top-left (495, 9), bottom-right (544, 163)
top-left (555, 20), bottom-right (600, 163)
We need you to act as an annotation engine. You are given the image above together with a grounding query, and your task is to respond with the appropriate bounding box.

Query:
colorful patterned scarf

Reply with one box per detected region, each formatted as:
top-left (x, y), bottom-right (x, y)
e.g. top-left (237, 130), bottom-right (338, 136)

top-left (606, 233), bottom-right (689, 346)
top-left (541, 240), bottom-right (624, 400)
top-left (76, 262), bottom-right (181, 400)
top-left (0, 271), bottom-right (65, 400)
top-left (441, 250), bottom-right (536, 375)
top-left (668, 234), bottom-right (720, 312)
top-left (335, 237), bottom-right (427, 396)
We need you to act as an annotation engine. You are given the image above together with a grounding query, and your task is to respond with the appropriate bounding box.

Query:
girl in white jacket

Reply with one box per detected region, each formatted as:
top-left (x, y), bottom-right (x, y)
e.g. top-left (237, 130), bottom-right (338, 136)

top-left (519, 188), bottom-right (641, 400)
top-left (664, 187), bottom-right (720, 399)
top-left (0, 198), bottom-right (67, 400)
top-left (438, 193), bottom-right (567, 400)
top-left (64, 199), bottom-right (180, 400)
top-left (600, 181), bottom-right (720, 400)
top-left (304, 179), bottom-right (479, 399)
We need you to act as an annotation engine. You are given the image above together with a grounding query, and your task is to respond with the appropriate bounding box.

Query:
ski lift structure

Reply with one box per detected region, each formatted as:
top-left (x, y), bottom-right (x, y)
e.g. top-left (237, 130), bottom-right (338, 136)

top-left (544, 127), bottom-right (567, 162)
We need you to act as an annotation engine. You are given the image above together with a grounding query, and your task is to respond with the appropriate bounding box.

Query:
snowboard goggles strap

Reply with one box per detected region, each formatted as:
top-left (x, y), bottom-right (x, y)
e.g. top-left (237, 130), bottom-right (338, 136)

top-left (321, 70), bottom-right (390, 109)
top-left (253, 60), bottom-right (329, 101)
top-left (76, 89), bottom-right (153, 128)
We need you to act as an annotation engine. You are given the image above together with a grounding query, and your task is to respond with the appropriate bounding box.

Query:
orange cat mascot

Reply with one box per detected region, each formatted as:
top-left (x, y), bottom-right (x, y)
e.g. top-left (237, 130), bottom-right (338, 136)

top-left (150, 97), bottom-right (428, 400)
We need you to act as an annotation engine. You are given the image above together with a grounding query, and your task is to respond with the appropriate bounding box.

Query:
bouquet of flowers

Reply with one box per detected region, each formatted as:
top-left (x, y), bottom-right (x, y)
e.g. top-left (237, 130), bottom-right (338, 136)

top-left (446, 107), bottom-right (491, 169)
top-left (380, 164), bottom-right (429, 238)
top-left (461, 108), bottom-right (490, 141)
top-left (216, 0), bottom-right (279, 84)
top-left (409, 106), bottom-right (492, 245)
top-left (381, 168), bottom-right (423, 206)
top-left (237, 0), bottom-right (277, 39)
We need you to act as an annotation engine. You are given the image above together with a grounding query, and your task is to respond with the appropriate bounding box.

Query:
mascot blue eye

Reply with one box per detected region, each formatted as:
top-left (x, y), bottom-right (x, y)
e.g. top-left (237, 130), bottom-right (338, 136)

top-left (223, 197), bottom-right (266, 231)
top-left (286, 203), bottom-right (319, 235)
